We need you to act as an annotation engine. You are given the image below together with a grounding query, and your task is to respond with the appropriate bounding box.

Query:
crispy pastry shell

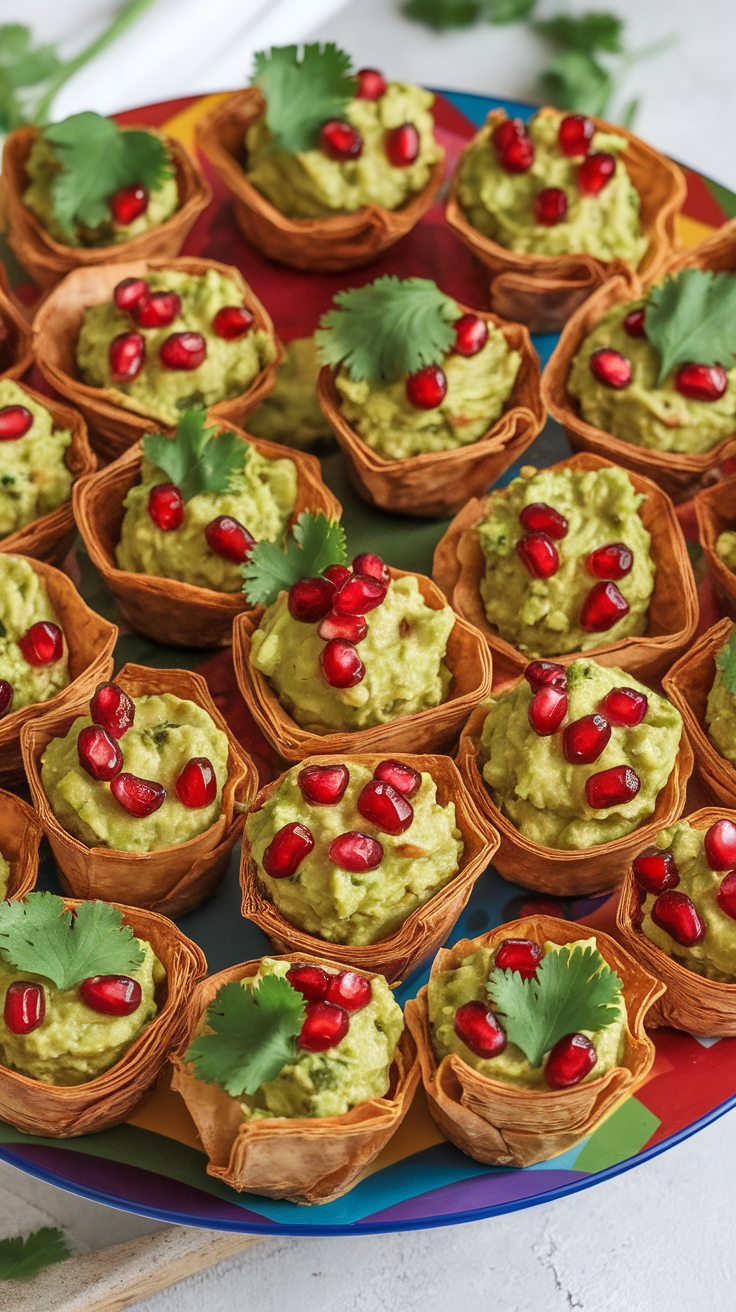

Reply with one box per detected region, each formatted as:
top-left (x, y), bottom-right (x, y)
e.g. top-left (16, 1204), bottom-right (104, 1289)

top-left (0, 262), bottom-right (32, 374)
top-left (662, 617), bottom-right (736, 808)
top-left (694, 471), bottom-right (736, 617)
top-left (1, 789), bottom-right (42, 899)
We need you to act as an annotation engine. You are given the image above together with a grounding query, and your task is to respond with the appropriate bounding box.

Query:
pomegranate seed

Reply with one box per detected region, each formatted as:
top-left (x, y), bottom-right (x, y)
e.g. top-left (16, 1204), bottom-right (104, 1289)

top-left (135, 290), bottom-right (181, 329)
top-left (528, 685), bottom-right (568, 735)
top-left (453, 313), bottom-right (488, 357)
top-left (323, 564), bottom-right (351, 588)
top-left (176, 757), bottom-right (217, 808)
top-left (286, 964), bottom-right (330, 1002)
top-left (113, 277), bottom-right (148, 313)
top-left (632, 846), bottom-right (680, 895)
top-left (205, 515), bottom-right (255, 564)
top-left (495, 938), bottom-right (542, 980)
top-left (519, 502), bottom-right (568, 540)
top-left (0, 405), bottom-right (32, 440)
top-left (589, 346), bottom-right (632, 389)
top-left (333, 573), bottom-right (387, 615)
top-left (357, 779), bottom-right (413, 834)
top-left (492, 117), bottom-right (528, 153)
top-left (298, 763), bottom-right (350, 805)
top-left (110, 183), bottom-right (148, 224)
top-left (545, 1033), bottom-right (597, 1088)
top-left (516, 532), bottom-right (560, 579)
top-left (525, 661), bottom-right (567, 693)
top-left (355, 67), bottom-right (387, 100)
top-left (352, 553), bottom-right (390, 584)
top-left (110, 772), bottom-right (166, 818)
top-left (328, 831), bottom-right (384, 872)
top-left (159, 332), bottom-right (206, 371)
top-left (77, 725), bottom-right (123, 781)
top-left (4, 981), bottom-right (45, 1035)
top-left (563, 714), bottom-right (611, 764)
top-left (704, 819), bottom-right (736, 870)
top-left (558, 114), bottom-right (595, 157)
top-left (453, 1000), bottom-right (506, 1058)
top-left (212, 305), bottom-right (255, 340)
top-left (299, 1000), bottom-right (350, 1051)
top-left (623, 308), bottom-right (647, 338)
top-left (535, 187), bottom-right (567, 226)
top-left (585, 764), bottom-right (640, 808)
top-left (674, 363), bottom-right (728, 402)
top-left (79, 975), bottom-right (142, 1016)
top-left (109, 331), bottom-right (145, 383)
top-left (320, 120), bottom-right (363, 161)
top-left (317, 610), bottom-right (368, 642)
top-left (18, 621), bottom-right (63, 666)
top-left (405, 364), bottom-right (447, 410)
top-left (148, 483), bottom-right (183, 531)
top-left (386, 122), bottom-right (419, 166)
top-left (0, 681), bottom-right (13, 717)
top-left (326, 970), bottom-right (373, 1012)
top-left (601, 686), bottom-right (648, 727)
top-left (320, 640), bottom-right (365, 688)
top-left (288, 576), bottom-right (336, 623)
top-left (577, 151), bottom-right (616, 196)
top-left (373, 759), bottom-right (421, 798)
top-left (651, 890), bottom-right (706, 946)
top-left (579, 581), bottom-right (630, 631)
top-left (90, 681), bottom-right (135, 738)
top-left (587, 542), bottom-right (633, 579)
top-left (262, 821), bottom-right (314, 878)
top-left (492, 120), bottom-right (534, 173)
top-left (717, 871), bottom-right (736, 921)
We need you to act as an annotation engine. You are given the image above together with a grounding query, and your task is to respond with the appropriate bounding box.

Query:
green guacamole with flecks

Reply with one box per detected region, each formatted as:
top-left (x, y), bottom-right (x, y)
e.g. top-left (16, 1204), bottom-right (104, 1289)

top-left (705, 651), bottom-right (736, 770)
top-left (0, 554), bottom-right (70, 712)
top-left (0, 853), bottom-right (9, 900)
top-left (0, 379), bottom-right (73, 538)
top-left (247, 336), bottom-right (335, 450)
top-left (716, 531), bottom-right (736, 573)
top-left (640, 820), bottom-right (736, 981)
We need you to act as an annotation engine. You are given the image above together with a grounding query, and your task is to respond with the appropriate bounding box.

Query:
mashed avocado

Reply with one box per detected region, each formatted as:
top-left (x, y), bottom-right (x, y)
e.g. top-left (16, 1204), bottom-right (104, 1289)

top-left (236, 958), bottom-right (404, 1120)
top-left (246, 82), bottom-right (442, 219)
top-left (478, 464), bottom-right (654, 657)
top-left (457, 109), bottom-right (647, 264)
top-left (247, 761), bottom-right (463, 945)
top-left (640, 821), bottom-right (736, 981)
top-left (705, 656), bottom-right (736, 769)
top-left (23, 133), bottom-right (179, 248)
top-left (0, 555), bottom-right (70, 711)
top-left (334, 325), bottom-right (521, 460)
top-left (568, 300), bottom-right (736, 455)
top-left (116, 446), bottom-right (297, 592)
top-left (250, 574), bottom-right (455, 733)
top-left (481, 658), bottom-right (682, 849)
top-left (0, 853), bottom-right (9, 899)
top-left (247, 337), bottom-right (335, 450)
top-left (0, 380), bottom-right (73, 538)
top-left (76, 269), bottom-right (277, 428)
top-left (41, 692), bottom-right (229, 854)
top-left (716, 531), bottom-right (736, 573)
top-left (429, 936), bottom-right (626, 1088)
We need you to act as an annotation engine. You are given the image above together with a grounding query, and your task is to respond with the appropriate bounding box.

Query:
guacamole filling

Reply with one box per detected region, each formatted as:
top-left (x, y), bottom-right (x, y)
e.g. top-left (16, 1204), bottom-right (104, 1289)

top-left (247, 761), bottom-right (463, 945)
top-left (639, 821), bottom-right (736, 982)
top-left (247, 336), bottom-right (335, 450)
top-left (250, 574), bottom-right (455, 733)
top-left (716, 531), bottom-right (736, 574)
top-left (0, 853), bottom-right (9, 900)
top-left (429, 936), bottom-right (626, 1089)
top-left (0, 380), bottom-right (73, 538)
top-left (41, 692), bottom-right (229, 855)
top-left (76, 269), bottom-right (277, 428)
top-left (246, 82), bottom-right (442, 220)
top-left (116, 446), bottom-right (297, 592)
top-left (457, 109), bottom-right (647, 264)
top-left (481, 658), bottom-right (682, 849)
top-left (706, 648), bottom-right (736, 770)
top-left (478, 464), bottom-right (654, 657)
top-left (0, 555), bottom-right (70, 711)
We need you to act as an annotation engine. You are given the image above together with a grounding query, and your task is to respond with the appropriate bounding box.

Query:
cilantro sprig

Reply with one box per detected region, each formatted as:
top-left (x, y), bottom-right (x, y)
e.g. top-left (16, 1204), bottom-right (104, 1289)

top-left (486, 942), bottom-right (622, 1068)
top-left (184, 975), bottom-right (306, 1098)
top-left (316, 276), bottom-right (461, 384)
top-left (251, 44), bottom-right (355, 155)
top-left (143, 409), bottom-right (247, 503)
top-left (0, 893), bottom-right (145, 992)
top-left (645, 269), bottom-right (736, 385)
top-left (0, 1228), bottom-right (70, 1282)
top-left (716, 629), bottom-right (736, 697)
top-left (241, 511), bottom-right (346, 607)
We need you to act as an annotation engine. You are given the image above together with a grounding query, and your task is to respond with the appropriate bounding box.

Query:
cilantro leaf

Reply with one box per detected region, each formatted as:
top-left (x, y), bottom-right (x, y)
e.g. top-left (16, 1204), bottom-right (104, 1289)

top-left (538, 49), bottom-right (614, 117)
top-left (403, 0), bottom-right (534, 26)
top-left (533, 12), bottom-right (624, 53)
top-left (645, 269), bottom-right (736, 385)
top-left (251, 43), bottom-right (355, 155)
top-left (0, 26), bottom-right (62, 134)
top-left (716, 629), bottom-right (736, 697)
top-left (0, 1228), bottom-right (70, 1282)
top-left (184, 975), bottom-right (306, 1097)
top-left (0, 893), bottom-right (145, 992)
top-left (316, 276), bottom-right (461, 384)
top-left (142, 408), bottom-right (246, 503)
top-left (241, 511), bottom-right (346, 607)
top-left (487, 943), bottom-right (622, 1068)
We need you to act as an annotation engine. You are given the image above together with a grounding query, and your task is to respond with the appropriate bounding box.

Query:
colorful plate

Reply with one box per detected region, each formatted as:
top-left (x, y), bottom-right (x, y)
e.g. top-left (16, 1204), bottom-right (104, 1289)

top-left (1, 90), bottom-right (735, 1237)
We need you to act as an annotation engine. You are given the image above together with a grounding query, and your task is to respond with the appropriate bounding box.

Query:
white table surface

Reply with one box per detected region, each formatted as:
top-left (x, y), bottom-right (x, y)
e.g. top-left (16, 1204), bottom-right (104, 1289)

top-left (3, 1), bottom-right (736, 1308)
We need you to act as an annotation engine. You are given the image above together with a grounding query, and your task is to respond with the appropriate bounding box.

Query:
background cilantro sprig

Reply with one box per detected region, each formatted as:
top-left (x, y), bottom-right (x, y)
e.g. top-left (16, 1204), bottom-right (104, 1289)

top-left (143, 409), bottom-right (247, 503)
top-left (241, 511), bottom-right (346, 607)
top-left (251, 43), bottom-right (356, 155)
top-left (0, 893), bottom-right (145, 992)
top-left (184, 975), bottom-right (306, 1098)
top-left (316, 276), bottom-right (460, 384)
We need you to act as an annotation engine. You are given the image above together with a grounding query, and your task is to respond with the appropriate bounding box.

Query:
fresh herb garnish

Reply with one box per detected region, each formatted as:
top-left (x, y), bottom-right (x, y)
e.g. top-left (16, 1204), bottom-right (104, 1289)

top-left (143, 408), bottom-right (246, 503)
top-left (486, 942), bottom-right (621, 1067)
top-left (645, 269), bottom-right (736, 385)
top-left (251, 43), bottom-right (355, 155)
top-left (241, 511), bottom-right (346, 607)
top-left (184, 975), bottom-right (306, 1097)
top-left (0, 893), bottom-right (145, 992)
top-left (716, 629), bottom-right (736, 697)
top-left (316, 276), bottom-right (460, 384)
top-left (402, 0), bottom-right (534, 29)
top-left (0, 1228), bottom-right (70, 1282)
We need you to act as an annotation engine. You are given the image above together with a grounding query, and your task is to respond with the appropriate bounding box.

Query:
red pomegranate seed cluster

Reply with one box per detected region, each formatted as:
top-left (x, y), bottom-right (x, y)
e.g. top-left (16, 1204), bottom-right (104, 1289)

top-left (110, 276), bottom-right (260, 380)
top-left (492, 117), bottom-right (534, 173)
top-left (633, 820), bottom-right (736, 953)
top-left (288, 552), bottom-right (392, 691)
top-left (282, 964), bottom-right (374, 1053)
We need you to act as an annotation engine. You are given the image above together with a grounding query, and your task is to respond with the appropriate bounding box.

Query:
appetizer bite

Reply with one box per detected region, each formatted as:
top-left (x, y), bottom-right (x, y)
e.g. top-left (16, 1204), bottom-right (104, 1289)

top-left (663, 619), bottom-right (736, 810)
top-left (0, 554), bottom-right (70, 712)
